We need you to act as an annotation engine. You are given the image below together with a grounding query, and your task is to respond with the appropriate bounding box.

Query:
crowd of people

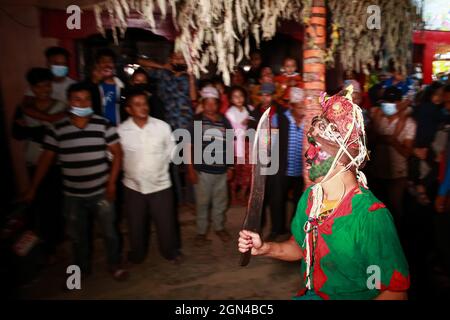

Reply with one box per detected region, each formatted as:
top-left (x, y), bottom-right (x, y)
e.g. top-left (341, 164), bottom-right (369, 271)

top-left (10, 45), bottom-right (450, 295)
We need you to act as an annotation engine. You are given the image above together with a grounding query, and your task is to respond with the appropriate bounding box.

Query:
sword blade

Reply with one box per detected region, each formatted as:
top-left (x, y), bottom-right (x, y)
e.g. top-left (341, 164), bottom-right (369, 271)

top-left (240, 107), bottom-right (271, 267)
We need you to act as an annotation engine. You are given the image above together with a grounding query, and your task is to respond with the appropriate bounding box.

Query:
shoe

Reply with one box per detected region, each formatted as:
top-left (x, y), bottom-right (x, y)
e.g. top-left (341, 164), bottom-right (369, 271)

top-left (194, 234), bottom-right (212, 247)
top-left (109, 266), bottom-right (129, 282)
top-left (169, 254), bottom-right (185, 265)
top-left (215, 229), bottom-right (231, 242)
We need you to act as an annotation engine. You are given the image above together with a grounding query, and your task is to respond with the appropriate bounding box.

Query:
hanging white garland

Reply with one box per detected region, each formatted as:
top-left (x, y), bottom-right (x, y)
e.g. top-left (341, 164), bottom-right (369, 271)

top-left (89, 0), bottom-right (309, 84)
top-left (174, 0), bottom-right (310, 84)
top-left (89, 0), bottom-right (419, 83)
top-left (327, 0), bottom-right (421, 74)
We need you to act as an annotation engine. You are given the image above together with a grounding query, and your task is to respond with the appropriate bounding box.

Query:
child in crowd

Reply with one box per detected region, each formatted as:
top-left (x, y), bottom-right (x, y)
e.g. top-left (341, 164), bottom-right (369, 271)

top-left (225, 86), bottom-right (254, 206)
top-left (274, 57), bottom-right (303, 107)
top-left (250, 67), bottom-right (284, 107)
top-left (251, 82), bottom-right (281, 129)
top-left (212, 78), bottom-right (230, 114)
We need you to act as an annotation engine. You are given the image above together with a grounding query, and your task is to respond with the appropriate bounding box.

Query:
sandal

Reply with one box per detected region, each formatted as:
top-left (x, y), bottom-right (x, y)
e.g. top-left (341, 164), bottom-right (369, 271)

top-left (110, 267), bottom-right (129, 282)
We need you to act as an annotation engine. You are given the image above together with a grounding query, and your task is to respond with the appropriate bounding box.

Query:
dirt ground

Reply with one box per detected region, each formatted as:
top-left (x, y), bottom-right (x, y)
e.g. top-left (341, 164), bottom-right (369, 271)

top-left (18, 204), bottom-right (302, 300)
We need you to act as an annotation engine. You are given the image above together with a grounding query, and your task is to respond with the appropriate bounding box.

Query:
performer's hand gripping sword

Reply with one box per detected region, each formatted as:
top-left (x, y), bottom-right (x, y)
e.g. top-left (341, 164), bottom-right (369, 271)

top-left (239, 107), bottom-right (272, 267)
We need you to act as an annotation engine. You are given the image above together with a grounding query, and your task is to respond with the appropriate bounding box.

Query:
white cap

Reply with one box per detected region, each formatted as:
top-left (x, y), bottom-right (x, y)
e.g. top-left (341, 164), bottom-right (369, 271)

top-left (290, 87), bottom-right (304, 103)
top-left (200, 86), bottom-right (220, 99)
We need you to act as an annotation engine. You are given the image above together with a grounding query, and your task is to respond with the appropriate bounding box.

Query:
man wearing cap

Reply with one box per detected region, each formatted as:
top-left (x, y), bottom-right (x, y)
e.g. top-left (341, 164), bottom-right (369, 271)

top-left (265, 87), bottom-right (306, 242)
top-left (187, 86), bottom-right (235, 246)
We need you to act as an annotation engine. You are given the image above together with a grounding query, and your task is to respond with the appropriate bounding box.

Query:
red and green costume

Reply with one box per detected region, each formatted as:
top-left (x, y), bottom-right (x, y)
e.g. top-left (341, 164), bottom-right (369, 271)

top-left (291, 185), bottom-right (410, 300)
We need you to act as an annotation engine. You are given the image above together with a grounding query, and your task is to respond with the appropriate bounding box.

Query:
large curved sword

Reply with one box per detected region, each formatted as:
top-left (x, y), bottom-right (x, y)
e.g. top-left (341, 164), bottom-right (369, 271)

top-left (239, 107), bottom-right (272, 267)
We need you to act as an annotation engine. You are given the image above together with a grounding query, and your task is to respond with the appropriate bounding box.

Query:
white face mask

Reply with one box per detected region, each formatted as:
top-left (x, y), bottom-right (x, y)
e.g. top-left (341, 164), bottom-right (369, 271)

top-left (50, 65), bottom-right (68, 78)
top-left (380, 102), bottom-right (397, 116)
top-left (70, 106), bottom-right (94, 117)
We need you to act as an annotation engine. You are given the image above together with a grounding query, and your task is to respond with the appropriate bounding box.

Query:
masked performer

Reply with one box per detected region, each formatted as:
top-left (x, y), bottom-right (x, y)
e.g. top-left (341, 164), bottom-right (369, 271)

top-left (238, 85), bottom-right (410, 300)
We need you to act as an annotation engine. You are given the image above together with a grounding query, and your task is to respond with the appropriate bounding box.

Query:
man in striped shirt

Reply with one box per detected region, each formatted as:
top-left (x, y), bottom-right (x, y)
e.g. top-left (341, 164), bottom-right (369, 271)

top-left (24, 82), bottom-right (128, 281)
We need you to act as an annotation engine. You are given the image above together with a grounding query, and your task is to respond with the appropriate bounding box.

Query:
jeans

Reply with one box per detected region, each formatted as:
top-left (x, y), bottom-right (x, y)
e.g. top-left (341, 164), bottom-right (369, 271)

top-left (63, 194), bottom-right (120, 273)
top-left (194, 171), bottom-right (228, 235)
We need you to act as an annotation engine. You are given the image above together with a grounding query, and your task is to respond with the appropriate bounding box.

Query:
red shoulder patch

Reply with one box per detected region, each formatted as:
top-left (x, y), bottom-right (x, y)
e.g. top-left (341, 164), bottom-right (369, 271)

top-left (368, 202), bottom-right (386, 212)
top-left (381, 270), bottom-right (410, 291)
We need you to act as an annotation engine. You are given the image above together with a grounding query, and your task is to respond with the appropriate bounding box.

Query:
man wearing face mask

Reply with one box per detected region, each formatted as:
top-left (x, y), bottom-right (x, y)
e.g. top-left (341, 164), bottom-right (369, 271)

top-left (370, 86), bottom-right (417, 229)
top-left (25, 47), bottom-right (75, 103)
top-left (23, 82), bottom-right (129, 281)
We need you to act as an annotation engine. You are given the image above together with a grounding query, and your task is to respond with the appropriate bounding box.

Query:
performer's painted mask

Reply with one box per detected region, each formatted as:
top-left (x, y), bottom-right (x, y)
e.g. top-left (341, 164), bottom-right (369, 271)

top-left (305, 131), bottom-right (335, 182)
top-left (305, 87), bottom-right (367, 181)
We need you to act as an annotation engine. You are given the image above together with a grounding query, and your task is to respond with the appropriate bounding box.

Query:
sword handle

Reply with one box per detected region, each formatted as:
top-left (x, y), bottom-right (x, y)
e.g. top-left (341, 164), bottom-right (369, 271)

top-left (239, 250), bottom-right (251, 267)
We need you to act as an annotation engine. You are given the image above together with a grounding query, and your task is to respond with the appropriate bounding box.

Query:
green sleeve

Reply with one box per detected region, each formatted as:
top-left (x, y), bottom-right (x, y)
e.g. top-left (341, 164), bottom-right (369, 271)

top-left (358, 206), bottom-right (410, 291)
top-left (291, 186), bottom-right (312, 247)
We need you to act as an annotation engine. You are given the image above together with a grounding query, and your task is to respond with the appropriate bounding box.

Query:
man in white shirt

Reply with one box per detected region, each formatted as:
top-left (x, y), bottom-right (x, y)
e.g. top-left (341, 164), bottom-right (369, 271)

top-left (118, 88), bottom-right (181, 264)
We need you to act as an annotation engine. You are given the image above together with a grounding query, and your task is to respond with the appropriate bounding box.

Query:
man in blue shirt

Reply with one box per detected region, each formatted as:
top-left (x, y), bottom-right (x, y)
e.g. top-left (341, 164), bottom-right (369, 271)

top-left (381, 69), bottom-right (415, 97)
top-left (137, 51), bottom-right (196, 131)
top-left (266, 87), bottom-right (305, 241)
top-left (89, 48), bottom-right (125, 125)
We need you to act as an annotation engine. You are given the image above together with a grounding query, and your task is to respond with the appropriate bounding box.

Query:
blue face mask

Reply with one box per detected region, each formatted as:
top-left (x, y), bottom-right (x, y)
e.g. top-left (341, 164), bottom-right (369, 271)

top-left (70, 106), bottom-right (94, 117)
top-left (51, 65), bottom-right (69, 78)
top-left (380, 102), bottom-right (397, 116)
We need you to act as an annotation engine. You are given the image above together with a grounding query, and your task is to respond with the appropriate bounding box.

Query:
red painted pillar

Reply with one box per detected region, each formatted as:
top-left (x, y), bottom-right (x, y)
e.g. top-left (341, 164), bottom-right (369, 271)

top-left (302, 0), bottom-right (326, 187)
